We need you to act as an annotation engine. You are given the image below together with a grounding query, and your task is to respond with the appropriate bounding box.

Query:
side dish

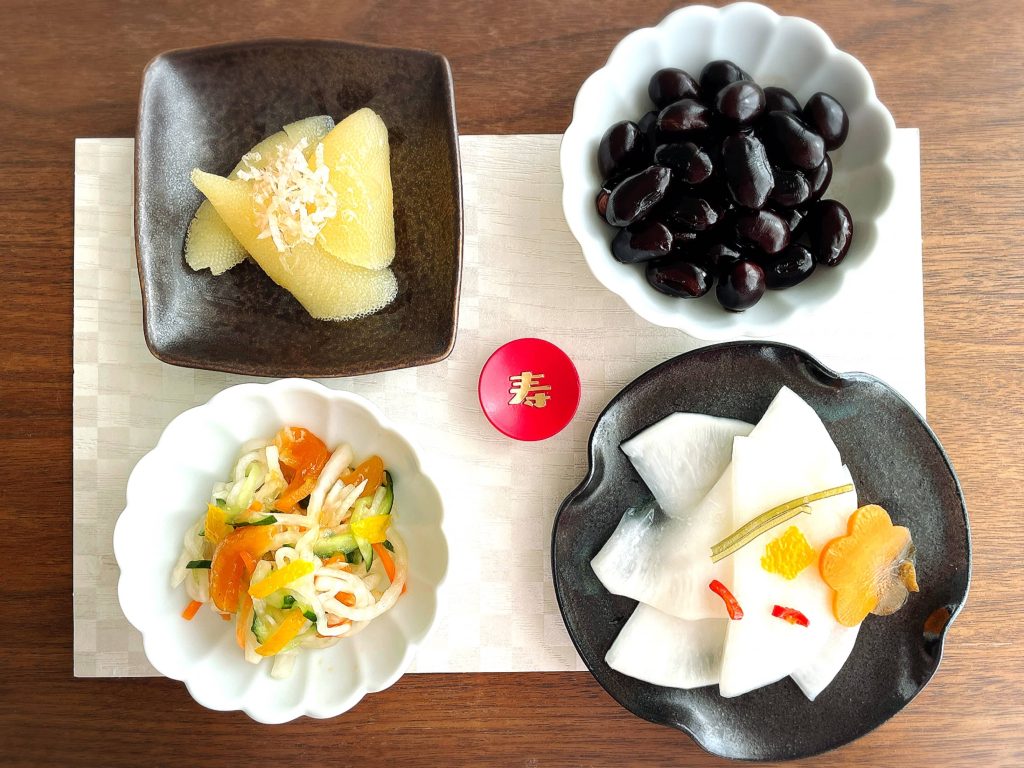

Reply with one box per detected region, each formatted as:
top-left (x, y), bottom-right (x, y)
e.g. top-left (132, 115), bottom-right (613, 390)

top-left (595, 60), bottom-right (853, 312)
top-left (593, 387), bottom-right (918, 699)
top-left (187, 109), bottom-right (398, 321)
top-left (171, 426), bottom-right (406, 678)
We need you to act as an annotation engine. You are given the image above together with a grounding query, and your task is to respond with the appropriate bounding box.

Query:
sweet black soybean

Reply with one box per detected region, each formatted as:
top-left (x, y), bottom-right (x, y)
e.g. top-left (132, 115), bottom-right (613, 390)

top-left (593, 60), bottom-right (853, 311)
top-left (802, 92), bottom-right (849, 150)
top-left (763, 86), bottom-right (801, 115)
top-left (762, 110), bottom-right (826, 170)
top-left (808, 199), bottom-right (854, 267)
top-left (721, 134), bottom-right (774, 209)
top-left (646, 259), bottom-right (712, 298)
top-left (648, 68), bottom-right (701, 109)
top-left (611, 221), bottom-right (674, 264)
top-left (764, 244), bottom-right (816, 289)
top-left (605, 166), bottom-right (672, 227)
top-left (717, 260), bottom-right (766, 311)
top-left (598, 121), bottom-right (646, 180)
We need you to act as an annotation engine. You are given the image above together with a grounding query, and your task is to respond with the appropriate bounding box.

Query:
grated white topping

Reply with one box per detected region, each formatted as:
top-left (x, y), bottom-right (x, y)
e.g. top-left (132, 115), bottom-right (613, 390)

top-left (237, 139), bottom-right (338, 252)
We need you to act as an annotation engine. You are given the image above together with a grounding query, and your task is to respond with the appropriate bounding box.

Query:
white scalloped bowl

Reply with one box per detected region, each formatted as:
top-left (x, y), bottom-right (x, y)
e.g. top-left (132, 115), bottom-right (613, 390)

top-left (113, 379), bottom-right (447, 723)
top-left (561, 2), bottom-right (897, 340)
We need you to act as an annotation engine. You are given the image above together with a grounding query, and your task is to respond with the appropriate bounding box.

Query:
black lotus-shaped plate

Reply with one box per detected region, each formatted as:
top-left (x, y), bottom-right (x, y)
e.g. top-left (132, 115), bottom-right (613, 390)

top-left (551, 342), bottom-right (970, 761)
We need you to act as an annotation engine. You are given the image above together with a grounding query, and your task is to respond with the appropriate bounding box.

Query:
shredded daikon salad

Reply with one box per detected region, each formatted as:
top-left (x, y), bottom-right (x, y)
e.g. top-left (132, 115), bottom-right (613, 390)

top-left (171, 426), bottom-right (406, 679)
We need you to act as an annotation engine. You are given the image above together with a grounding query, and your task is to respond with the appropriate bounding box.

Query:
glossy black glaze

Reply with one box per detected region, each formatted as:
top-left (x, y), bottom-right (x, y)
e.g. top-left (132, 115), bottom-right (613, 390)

top-left (551, 342), bottom-right (971, 762)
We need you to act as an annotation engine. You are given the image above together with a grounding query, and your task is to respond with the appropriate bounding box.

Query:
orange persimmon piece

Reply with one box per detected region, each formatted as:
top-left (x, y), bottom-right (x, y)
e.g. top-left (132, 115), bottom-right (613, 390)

top-left (819, 504), bottom-right (919, 627)
top-left (209, 525), bottom-right (277, 613)
top-left (341, 455), bottom-right (385, 499)
top-left (273, 426), bottom-right (329, 511)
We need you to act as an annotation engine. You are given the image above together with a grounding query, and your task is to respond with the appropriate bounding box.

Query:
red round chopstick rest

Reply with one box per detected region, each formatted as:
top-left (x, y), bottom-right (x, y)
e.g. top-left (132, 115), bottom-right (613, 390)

top-left (478, 337), bottom-right (581, 441)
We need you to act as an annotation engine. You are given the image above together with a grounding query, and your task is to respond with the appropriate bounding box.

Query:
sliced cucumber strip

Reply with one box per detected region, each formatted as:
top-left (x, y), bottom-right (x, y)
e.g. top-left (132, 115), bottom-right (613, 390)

top-left (232, 515), bottom-right (277, 528)
top-left (251, 612), bottom-right (272, 644)
top-left (312, 532), bottom-right (358, 558)
top-left (349, 496), bottom-right (373, 522)
top-left (378, 471), bottom-right (394, 516)
top-left (357, 537), bottom-right (374, 572)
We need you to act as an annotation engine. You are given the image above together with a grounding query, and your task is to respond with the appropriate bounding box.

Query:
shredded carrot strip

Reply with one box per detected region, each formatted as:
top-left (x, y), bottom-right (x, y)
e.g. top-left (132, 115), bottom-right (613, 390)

top-left (321, 555), bottom-right (350, 570)
top-left (335, 590), bottom-right (357, 607)
top-left (372, 543), bottom-right (395, 582)
top-left (182, 600), bottom-right (203, 621)
top-left (372, 543), bottom-right (405, 596)
top-left (219, 612), bottom-right (232, 621)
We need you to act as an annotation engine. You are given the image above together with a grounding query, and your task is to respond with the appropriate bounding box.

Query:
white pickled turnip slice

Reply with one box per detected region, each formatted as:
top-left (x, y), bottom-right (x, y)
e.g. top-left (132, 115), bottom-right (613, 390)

top-left (621, 413), bottom-right (753, 520)
top-left (791, 622), bottom-right (860, 700)
top-left (606, 603), bottom-right (727, 689)
top-left (717, 387), bottom-right (858, 699)
top-left (749, 387), bottom-right (842, 470)
top-left (591, 465), bottom-right (738, 620)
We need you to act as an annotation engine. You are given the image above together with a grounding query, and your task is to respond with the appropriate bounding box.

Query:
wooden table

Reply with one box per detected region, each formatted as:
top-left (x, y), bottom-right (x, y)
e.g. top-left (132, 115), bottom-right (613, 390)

top-left (4, 1), bottom-right (1021, 765)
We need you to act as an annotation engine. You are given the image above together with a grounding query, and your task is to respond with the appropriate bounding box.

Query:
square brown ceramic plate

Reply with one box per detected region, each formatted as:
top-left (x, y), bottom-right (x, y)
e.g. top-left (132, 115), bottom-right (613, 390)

top-left (135, 39), bottom-right (462, 377)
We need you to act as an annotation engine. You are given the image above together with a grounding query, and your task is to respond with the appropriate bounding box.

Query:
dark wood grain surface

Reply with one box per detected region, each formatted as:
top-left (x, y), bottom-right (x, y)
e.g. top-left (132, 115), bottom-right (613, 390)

top-left (2, 1), bottom-right (1022, 765)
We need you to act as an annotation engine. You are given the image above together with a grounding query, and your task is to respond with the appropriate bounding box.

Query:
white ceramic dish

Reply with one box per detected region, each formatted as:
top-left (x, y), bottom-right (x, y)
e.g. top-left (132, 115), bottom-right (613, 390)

top-left (113, 379), bottom-right (447, 723)
top-left (560, 2), bottom-right (897, 340)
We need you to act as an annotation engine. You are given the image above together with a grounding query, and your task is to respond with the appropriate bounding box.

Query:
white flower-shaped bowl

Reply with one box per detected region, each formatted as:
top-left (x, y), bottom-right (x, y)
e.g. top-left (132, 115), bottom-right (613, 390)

top-left (112, 379), bottom-right (447, 723)
top-left (561, 2), bottom-right (897, 340)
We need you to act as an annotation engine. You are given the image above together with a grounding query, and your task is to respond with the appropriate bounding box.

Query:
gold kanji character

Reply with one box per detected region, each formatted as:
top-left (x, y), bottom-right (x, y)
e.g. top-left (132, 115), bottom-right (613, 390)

top-left (508, 371), bottom-right (552, 408)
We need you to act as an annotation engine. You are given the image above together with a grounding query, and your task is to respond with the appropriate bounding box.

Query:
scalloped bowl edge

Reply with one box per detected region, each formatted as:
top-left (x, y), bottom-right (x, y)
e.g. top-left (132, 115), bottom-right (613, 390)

top-left (113, 378), bottom-right (448, 723)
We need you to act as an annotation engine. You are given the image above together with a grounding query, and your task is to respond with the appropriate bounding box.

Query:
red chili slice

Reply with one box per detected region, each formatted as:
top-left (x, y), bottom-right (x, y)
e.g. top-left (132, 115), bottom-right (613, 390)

top-left (771, 604), bottom-right (810, 627)
top-left (709, 579), bottom-right (744, 620)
